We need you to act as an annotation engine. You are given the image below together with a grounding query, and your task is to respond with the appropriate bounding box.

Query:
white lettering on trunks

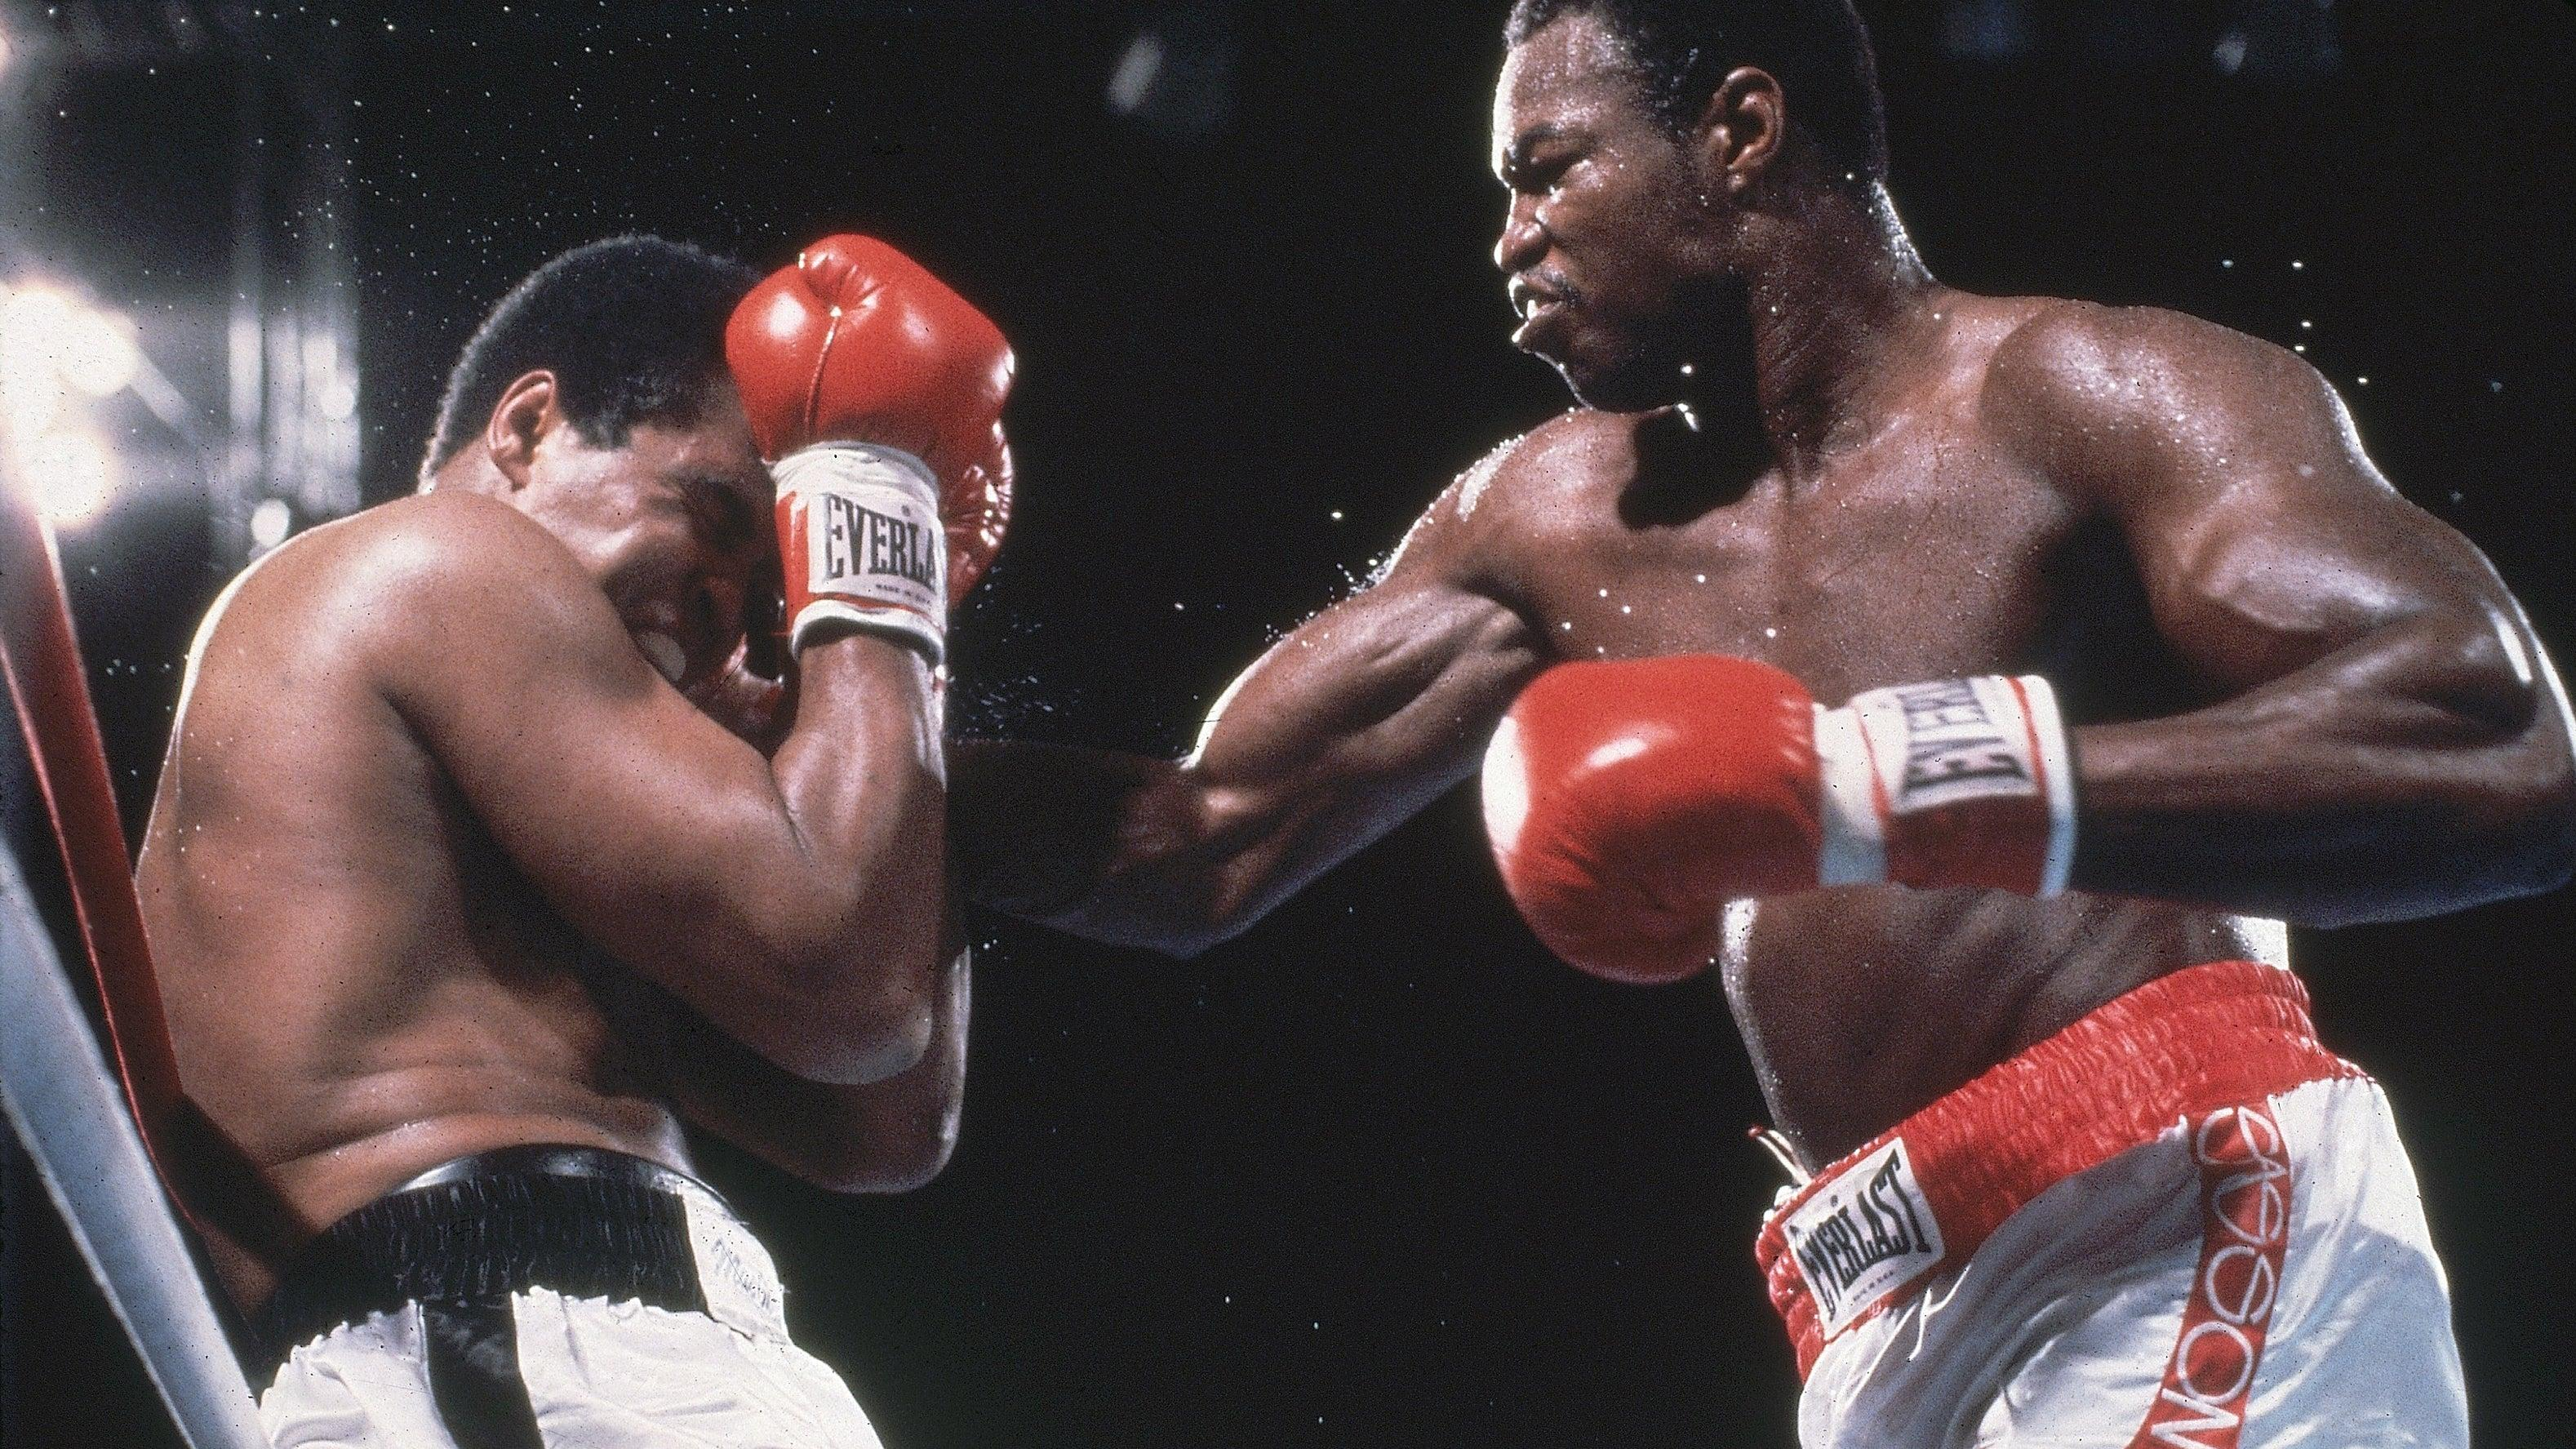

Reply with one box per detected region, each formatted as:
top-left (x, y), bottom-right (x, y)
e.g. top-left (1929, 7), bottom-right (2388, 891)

top-left (1779, 1138), bottom-right (1947, 1339)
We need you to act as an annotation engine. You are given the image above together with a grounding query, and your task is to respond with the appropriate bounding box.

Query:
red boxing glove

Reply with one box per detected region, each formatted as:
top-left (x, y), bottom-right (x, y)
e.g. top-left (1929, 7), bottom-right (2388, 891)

top-left (946, 418), bottom-right (1013, 605)
top-left (726, 235), bottom-right (1015, 660)
top-left (1480, 656), bottom-right (2074, 985)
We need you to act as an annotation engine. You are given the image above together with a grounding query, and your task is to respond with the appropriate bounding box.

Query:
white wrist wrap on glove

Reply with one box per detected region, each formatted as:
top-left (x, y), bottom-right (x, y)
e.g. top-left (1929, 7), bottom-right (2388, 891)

top-left (1814, 673), bottom-right (2076, 897)
top-left (774, 442), bottom-right (948, 660)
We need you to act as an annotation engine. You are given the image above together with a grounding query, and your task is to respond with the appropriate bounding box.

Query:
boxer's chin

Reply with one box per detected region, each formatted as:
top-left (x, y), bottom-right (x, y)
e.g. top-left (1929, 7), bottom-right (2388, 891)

top-left (1557, 348), bottom-right (1687, 414)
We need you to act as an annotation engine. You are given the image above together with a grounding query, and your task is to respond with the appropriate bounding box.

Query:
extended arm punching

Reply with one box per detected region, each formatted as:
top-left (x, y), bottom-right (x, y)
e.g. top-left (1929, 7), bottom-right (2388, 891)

top-left (955, 469), bottom-right (1548, 957)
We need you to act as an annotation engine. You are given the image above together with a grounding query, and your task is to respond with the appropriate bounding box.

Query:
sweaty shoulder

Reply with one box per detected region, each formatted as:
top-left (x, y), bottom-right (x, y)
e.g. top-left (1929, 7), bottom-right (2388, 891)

top-left (1383, 407), bottom-right (1658, 585)
top-left (1980, 298), bottom-right (2334, 501)
top-left (204, 491), bottom-right (613, 693)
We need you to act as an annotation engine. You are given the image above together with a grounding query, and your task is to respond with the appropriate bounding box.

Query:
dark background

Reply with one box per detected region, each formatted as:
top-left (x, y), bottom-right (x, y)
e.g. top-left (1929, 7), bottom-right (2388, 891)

top-left (6, 2), bottom-right (2574, 1445)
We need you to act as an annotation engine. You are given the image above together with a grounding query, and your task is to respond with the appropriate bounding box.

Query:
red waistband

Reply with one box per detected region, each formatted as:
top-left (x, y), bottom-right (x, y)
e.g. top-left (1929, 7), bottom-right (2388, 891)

top-left (1751, 958), bottom-right (2358, 1379)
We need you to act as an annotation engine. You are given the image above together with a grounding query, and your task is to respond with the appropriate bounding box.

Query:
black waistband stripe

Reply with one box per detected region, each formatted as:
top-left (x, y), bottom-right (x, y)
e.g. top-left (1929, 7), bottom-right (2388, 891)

top-left (251, 1146), bottom-right (713, 1382)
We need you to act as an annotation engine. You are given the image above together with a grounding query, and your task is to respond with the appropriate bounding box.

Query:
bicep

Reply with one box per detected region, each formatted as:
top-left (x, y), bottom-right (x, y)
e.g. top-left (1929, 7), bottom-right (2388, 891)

top-left (2126, 442), bottom-right (2501, 696)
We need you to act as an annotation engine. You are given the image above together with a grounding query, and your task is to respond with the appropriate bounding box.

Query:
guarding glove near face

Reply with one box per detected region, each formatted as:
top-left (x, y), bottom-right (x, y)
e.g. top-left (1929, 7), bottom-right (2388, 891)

top-left (1480, 656), bottom-right (2075, 985)
top-left (726, 234), bottom-right (1015, 661)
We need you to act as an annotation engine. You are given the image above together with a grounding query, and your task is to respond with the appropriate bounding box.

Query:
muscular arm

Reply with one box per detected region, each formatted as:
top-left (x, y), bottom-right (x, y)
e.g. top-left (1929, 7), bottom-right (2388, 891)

top-left (377, 494), bottom-right (946, 1082)
top-left (955, 465), bottom-right (1548, 956)
top-left (1992, 303), bottom-right (2576, 925)
top-left (655, 941), bottom-right (969, 1193)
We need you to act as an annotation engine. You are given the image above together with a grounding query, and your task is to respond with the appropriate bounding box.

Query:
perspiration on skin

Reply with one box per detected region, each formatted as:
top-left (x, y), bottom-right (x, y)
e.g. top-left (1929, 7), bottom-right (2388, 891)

top-left (135, 361), bottom-right (965, 1313)
top-left (952, 8), bottom-right (2576, 1167)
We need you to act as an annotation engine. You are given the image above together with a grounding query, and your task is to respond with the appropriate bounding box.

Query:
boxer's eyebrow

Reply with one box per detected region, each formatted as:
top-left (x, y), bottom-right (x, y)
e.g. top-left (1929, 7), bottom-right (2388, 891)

top-left (1497, 125), bottom-right (1571, 183)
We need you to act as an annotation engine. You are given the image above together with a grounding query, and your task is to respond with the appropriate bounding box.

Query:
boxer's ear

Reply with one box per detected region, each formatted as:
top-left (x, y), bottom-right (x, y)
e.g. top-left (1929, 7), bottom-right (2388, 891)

top-left (1694, 65), bottom-right (1785, 196)
top-left (484, 370), bottom-right (561, 491)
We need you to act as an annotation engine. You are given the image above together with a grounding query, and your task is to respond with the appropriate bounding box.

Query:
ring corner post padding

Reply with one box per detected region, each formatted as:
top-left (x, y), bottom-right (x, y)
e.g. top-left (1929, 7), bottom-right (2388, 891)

top-left (0, 846), bottom-right (272, 1449)
top-left (0, 840), bottom-right (271, 1433)
top-left (0, 464), bottom-right (270, 1448)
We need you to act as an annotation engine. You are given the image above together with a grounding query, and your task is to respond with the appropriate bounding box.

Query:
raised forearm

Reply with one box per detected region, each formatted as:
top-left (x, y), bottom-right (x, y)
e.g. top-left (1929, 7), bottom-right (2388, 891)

top-left (2072, 611), bottom-right (2576, 924)
top-left (741, 635), bottom-right (948, 1079)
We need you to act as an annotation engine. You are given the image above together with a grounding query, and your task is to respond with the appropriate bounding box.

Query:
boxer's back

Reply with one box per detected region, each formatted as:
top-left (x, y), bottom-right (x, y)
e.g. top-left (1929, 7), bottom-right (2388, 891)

top-left (1472, 291), bottom-right (2283, 1162)
top-left (137, 492), bottom-right (685, 1306)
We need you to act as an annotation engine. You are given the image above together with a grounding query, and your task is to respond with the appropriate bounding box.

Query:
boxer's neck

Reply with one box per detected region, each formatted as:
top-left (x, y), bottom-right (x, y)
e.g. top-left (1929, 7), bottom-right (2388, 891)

top-left (420, 442), bottom-right (507, 497)
top-left (1728, 183), bottom-right (1948, 482)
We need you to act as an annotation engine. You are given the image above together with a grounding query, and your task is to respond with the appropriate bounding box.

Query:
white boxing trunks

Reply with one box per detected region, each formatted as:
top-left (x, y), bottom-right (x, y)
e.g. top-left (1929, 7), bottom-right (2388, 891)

top-left (252, 1146), bottom-right (883, 1449)
top-left (1755, 960), bottom-right (2467, 1449)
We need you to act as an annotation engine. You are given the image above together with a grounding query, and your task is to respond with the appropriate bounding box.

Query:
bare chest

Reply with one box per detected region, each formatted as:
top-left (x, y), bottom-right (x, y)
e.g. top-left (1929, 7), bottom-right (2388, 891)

top-left (1503, 442), bottom-right (2085, 703)
top-left (1475, 420), bottom-right (2236, 1160)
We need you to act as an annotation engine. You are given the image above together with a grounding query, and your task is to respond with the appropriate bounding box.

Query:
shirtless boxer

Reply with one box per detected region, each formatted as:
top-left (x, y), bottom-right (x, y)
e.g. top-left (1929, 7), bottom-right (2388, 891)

top-left (954, 3), bottom-right (2576, 1445)
top-left (134, 233), bottom-right (1012, 1447)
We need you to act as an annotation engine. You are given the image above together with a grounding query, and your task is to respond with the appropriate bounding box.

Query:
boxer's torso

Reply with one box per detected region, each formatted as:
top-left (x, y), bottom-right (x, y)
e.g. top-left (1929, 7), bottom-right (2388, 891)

top-left (1466, 293), bottom-right (2281, 1166)
top-left (135, 496), bottom-right (693, 1308)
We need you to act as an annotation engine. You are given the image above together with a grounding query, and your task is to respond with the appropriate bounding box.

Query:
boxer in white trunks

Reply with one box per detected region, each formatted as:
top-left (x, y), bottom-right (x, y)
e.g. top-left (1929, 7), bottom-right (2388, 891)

top-left (950, 2), bottom-right (2576, 1444)
top-left (136, 233), bottom-right (1013, 1447)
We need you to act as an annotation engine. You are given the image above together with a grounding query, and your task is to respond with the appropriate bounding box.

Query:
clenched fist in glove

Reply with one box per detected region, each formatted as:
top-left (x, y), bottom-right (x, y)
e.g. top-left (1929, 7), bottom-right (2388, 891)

top-left (1481, 656), bottom-right (2075, 985)
top-left (727, 234), bottom-right (1015, 662)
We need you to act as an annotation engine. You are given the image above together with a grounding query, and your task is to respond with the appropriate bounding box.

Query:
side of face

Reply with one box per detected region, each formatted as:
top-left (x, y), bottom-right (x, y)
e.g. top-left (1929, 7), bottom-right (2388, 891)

top-left (1493, 12), bottom-right (1734, 411)
top-left (489, 371), bottom-right (776, 691)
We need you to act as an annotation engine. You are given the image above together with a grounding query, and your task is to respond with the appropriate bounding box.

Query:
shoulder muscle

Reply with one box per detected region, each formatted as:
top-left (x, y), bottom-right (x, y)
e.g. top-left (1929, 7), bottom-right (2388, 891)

top-left (1983, 300), bottom-right (2377, 508)
top-left (1385, 408), bottom-right (1647, 589)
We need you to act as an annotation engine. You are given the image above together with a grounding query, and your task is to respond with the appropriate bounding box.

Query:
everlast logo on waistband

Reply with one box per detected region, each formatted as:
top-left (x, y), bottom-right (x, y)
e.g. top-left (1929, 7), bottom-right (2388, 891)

top-left (820, 494), bottom-right (941, 593)
top-left (1888, 678), bottom-right (2032, 811)
top-left (1780, 1138), bottom-right (1947, 1338)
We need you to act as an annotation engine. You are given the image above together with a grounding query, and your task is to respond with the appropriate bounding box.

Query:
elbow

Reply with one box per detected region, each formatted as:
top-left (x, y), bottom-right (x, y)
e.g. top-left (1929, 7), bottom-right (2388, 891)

top-left (855, 1109), bottom-right (962, 1193)
top-left (2416, 617), bottom-right (2576, 904)
top-left (1156, 913), bottom-right (1250, 962)
top-left (767, 952), bottom-right (939, 1085)
top-left (2494, 733), bottom-right (2576, 900)
top-left (2482, 650), bottom-right (2576, 899)
top-left (1149, 843), bottom-right (1281, 959)
top-left (1044, 870), bottom-right (1266, 960)
top-left (737, 922), bottom-right (944, 1085)
top-left (794, 984), bottom-right (936, 1086)
top-left (2424, 718), bottom-right (2576, 913)
top-left (803, 1105), bottom-right (960, 1195)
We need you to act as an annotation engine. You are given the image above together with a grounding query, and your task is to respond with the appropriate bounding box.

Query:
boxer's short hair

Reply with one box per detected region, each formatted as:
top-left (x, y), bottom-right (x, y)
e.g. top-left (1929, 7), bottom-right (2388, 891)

top-left (1503, 0), bottom-right (1888, 185)
top-left (424, 235), bottom-right (760, 478)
